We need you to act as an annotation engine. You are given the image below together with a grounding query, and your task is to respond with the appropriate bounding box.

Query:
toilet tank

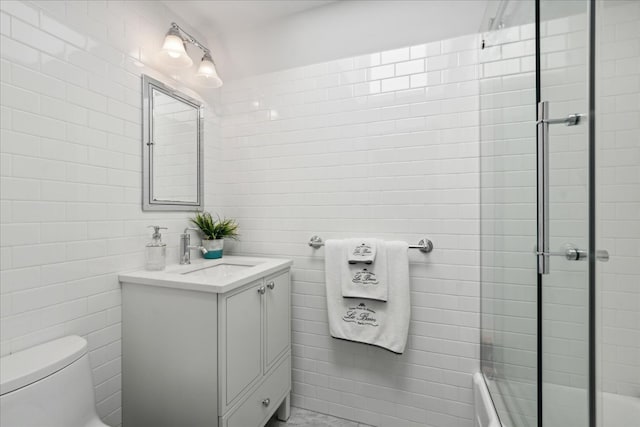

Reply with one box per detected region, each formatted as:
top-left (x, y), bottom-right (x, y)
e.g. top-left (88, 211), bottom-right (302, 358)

top-left (0, 336), bottom-right (104, 427)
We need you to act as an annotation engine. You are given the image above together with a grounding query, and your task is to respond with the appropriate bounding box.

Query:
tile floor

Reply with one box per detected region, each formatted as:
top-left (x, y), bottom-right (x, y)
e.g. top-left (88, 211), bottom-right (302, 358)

top-left (265, 406), bottom-right (373, 427)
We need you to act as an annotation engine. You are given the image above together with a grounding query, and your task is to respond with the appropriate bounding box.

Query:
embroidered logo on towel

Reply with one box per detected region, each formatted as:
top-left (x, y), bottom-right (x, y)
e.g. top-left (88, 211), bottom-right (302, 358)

top-left (352, 243), bottom-right (373, 256)
top-left (342, 303), bottom-right (379, 327)
top-left (352, 268), bottom-right (378, 285)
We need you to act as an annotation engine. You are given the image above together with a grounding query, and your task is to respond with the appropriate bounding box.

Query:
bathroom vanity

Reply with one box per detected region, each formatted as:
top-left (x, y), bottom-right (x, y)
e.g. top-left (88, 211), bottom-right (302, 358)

top-left (119, 256), bottom-right (292, 427)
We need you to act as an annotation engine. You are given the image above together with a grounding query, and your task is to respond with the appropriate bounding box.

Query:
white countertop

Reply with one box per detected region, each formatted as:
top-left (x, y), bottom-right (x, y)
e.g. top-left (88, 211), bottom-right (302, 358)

top-left (118, 256), bottom-right (293, 294)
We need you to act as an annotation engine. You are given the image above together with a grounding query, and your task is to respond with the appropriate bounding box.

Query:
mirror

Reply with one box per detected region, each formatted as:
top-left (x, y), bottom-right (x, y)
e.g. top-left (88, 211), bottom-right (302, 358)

top-left (142, 75), bottom-right (203, 211)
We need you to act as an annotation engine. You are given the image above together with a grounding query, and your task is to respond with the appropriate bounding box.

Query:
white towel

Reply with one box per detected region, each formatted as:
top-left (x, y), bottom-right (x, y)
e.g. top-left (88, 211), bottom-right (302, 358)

top-left (325, 239), bottom-right (410, 354)
top-left (347, 238), bottom-right (377, 264)
top-left (342, 239), bottom-right (388, 302)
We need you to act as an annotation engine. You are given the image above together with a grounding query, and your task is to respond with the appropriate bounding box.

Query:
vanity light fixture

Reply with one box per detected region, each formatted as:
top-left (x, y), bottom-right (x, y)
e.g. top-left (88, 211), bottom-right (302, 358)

top-left (157, 25), bottom-right (193, 68)
top-left (195, 52), bottom-right (223, 88)
top-left (158, 22), bottom-right (223, 88)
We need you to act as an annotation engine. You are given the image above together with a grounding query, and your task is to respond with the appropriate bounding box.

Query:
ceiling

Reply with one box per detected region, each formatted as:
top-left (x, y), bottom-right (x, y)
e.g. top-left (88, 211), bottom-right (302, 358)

top-left (160, 0), bottom-right (488, 80)
top-left (162, 0), bottom-right (338, 37)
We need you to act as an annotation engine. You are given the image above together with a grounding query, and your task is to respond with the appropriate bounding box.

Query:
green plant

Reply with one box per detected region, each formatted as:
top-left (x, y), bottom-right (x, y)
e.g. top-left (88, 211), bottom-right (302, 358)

top-left (190, 212), bottom-right (239, 240)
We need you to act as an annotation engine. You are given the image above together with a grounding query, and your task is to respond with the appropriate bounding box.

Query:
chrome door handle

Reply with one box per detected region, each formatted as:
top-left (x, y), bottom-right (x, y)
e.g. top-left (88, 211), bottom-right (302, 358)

top-left (536, 247), bottom-right (587, 261)
top-left (565, 247), bottom-right (587, 260)
top-left (536, 101), bottom-right (584, 274)
top-left (539, 113), bottom-right (583, 126)
top-left (537, 101), bottom-right (551, 274)
top-left (266, 281), bottom-right (275, 290)
top-left (536, 247), bottom-right (610, 262)
top-left (257, 286), bottom-right (266, 295)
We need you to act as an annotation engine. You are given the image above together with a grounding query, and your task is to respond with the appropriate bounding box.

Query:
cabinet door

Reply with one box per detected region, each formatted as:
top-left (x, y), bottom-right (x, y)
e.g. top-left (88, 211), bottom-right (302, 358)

top-left (223, 281), bottom-right (263, 405)
top-left (264, 271), bottom-right (290, 371)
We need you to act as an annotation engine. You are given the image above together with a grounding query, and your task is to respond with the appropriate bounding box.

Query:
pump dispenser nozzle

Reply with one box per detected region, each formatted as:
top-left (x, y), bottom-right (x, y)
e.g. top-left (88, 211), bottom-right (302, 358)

top-left (148, 225), bottom-right (168, 243)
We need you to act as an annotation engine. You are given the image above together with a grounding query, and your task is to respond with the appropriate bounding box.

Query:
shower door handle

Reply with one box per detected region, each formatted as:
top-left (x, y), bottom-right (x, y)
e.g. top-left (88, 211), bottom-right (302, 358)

top-left (537, 101), bottom-right (550, 274)
top-left (537, 245), bottom-right (587, 261)
top-left (537, 247), bottom-right (609, 262)
top-left (536, 101), bottom-right (583, 274)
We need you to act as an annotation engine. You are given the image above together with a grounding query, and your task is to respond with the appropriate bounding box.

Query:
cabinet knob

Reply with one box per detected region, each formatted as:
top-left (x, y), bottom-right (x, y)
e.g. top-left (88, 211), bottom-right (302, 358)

top-left (262, 398), bottom-right (270, 407)
top-left (266, 281), bottom-right (275, 290)
top-left (257, 286), bottom-right (266, 295)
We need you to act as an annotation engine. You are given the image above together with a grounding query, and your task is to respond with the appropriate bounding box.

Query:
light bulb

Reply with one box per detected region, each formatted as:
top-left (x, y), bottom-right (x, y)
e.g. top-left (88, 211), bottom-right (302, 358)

top-left (157, 27), bottom-right (193, 68)
top-left (195, 52), bottom-right (223, 88)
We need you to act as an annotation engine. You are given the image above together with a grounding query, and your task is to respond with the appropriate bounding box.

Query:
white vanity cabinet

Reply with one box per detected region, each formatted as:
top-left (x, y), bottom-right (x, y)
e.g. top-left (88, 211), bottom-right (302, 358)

top-left (120, 257), bottom-right (292, 427)
top-left (220, 271), bottom-right (291, 427)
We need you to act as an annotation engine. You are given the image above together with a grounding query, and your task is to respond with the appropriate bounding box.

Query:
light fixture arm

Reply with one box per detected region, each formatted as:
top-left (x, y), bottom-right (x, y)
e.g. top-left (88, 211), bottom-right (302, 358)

top-left (170, 22), bottom-right (211, 56)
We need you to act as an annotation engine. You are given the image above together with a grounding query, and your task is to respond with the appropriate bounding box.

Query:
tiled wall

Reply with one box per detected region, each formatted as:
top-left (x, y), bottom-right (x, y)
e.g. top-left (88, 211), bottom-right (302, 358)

top-left (216, 34), bottom-right (482, 427)
top-left (0, 1), bottom-right (219, 425)
top-left (596, 0), bottom-right (640, 399)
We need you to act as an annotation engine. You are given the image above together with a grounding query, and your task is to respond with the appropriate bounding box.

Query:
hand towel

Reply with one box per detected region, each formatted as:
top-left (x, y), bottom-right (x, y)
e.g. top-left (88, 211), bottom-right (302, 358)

top-left (325, 239), bottom-right (410, 354)
top-left (342, 238), bottom-right (388, 302)
top-left (347, 238), bottom-right (377, 264)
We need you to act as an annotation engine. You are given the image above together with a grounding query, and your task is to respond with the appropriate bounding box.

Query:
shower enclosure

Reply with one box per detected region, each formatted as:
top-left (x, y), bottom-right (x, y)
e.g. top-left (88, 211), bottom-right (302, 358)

top-left (479, 1), bottom-right (639, 426)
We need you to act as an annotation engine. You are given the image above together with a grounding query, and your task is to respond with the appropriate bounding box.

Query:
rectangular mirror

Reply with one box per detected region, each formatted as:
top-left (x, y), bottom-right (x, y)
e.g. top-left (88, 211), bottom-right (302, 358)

top-left (142, 75), bottom-right (204, 211)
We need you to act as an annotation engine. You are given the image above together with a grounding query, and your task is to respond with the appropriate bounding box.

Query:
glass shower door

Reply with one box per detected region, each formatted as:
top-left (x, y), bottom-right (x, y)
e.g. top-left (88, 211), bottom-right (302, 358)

top-left (538, 0), bottom-right (592, 426)
top-left (479, 1), bottom-right (538, 426)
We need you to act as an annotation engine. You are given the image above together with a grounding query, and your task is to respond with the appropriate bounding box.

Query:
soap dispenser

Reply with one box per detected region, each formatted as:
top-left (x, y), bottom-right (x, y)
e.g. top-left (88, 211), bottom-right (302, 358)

top-left (146, 226), bottom-right (167, 271)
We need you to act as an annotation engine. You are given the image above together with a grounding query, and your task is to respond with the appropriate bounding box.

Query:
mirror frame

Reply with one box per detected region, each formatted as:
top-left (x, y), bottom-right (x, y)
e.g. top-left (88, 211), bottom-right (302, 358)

top-left (141, 74), bottom-right (204, 211)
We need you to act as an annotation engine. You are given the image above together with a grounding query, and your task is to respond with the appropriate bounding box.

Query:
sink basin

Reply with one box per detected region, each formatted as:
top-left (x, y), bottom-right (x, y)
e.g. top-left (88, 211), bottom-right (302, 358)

top-left (182, 262), bottom-right (258, 279)
top-left (119, 255), bottom-right (293, 294)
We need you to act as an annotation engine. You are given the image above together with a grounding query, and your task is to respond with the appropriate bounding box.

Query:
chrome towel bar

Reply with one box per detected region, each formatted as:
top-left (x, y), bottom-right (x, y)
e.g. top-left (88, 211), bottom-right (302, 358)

top-left (308, 235), bottom-right (434, 253)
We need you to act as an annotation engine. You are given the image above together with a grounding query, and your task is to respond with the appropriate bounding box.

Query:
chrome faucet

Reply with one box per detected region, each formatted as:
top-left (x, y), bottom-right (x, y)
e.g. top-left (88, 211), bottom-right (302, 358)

top-left (180, 227), bottom-right (208, 264)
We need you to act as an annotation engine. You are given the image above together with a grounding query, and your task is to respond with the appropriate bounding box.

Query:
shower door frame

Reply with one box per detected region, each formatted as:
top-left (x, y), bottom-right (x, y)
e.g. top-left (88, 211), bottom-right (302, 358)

top-left (587, 2), bottom-right (596, 427)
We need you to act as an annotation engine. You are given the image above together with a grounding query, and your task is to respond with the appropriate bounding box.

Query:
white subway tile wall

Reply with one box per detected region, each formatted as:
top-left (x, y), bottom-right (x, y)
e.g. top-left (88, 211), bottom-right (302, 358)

top-left (0, 1), bottom-right (220, 426)
top-left (596, 0), bottom-right (640, 398)
top-left (215, 34), bottom-right (482, 427)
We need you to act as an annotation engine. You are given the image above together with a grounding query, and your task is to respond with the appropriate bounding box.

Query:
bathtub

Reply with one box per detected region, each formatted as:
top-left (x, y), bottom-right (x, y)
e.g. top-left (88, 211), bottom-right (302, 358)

top-left (544, 383), bottom-right (640, 427)
top-left (601, 391), bottom-right (640, 427)
top-left (474, 373), bottom-right (640, 427)
top-left (473, 373), bottom-right (502, 427)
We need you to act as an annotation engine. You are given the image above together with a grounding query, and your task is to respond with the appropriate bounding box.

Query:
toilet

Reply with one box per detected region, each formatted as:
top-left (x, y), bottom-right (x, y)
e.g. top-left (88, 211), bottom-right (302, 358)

top-left (0, 335), bottom-right (108, 427)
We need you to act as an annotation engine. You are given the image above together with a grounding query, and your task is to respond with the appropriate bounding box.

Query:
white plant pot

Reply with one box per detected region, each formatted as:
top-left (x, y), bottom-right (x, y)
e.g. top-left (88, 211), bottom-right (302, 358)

top-left (202, 239), bottom-right (224, 259)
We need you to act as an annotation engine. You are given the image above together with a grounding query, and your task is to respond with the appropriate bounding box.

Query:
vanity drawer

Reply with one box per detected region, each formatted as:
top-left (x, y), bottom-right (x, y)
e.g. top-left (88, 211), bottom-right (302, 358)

top-left (226, 354), bottom-right (290, 427)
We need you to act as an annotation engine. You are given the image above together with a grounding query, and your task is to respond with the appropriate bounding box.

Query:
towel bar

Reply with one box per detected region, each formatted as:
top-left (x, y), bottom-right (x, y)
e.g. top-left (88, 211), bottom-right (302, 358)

top-left (308, 235), bottom-right (434, 253)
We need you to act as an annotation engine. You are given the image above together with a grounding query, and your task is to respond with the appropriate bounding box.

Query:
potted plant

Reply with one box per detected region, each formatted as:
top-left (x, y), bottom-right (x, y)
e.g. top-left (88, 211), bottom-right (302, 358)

top-left (189, 212), bottom-right (239, 259)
